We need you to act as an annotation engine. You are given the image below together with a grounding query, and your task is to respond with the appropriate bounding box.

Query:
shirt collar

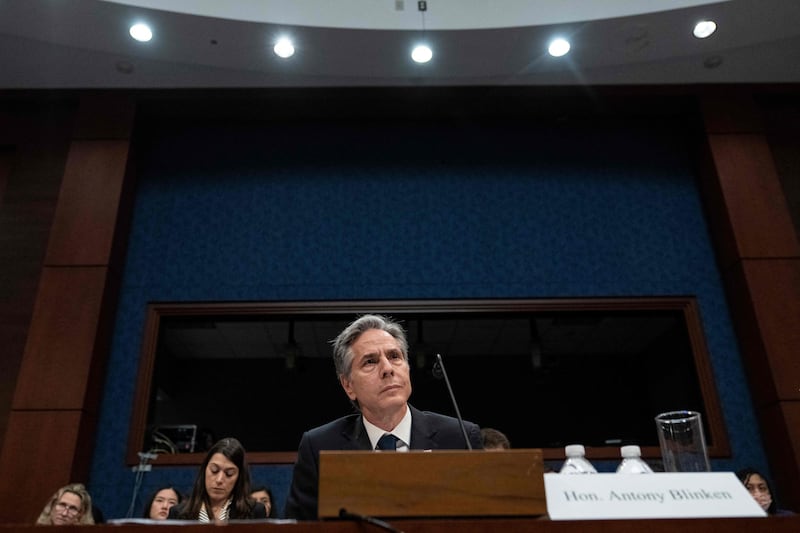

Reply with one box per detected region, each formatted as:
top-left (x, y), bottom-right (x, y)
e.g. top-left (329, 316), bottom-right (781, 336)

top-left (363, 405), bottom-right (412, 450)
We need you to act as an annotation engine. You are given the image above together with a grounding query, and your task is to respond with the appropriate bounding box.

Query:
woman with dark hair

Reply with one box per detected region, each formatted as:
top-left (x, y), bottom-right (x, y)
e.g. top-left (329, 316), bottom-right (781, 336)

top-left (736, 467), bottom-right (795, 516)
top-left (142, 485), bottom-right (183, 520)
top-left (250, 485), bottom-right (278, 518)
top-left (168, 437), bottom-right (266, 522)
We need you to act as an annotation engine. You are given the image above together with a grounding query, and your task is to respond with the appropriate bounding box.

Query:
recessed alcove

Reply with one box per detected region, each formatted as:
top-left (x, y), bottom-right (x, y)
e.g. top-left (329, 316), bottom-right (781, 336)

top-left (128, 297), bottom-right (727, 465)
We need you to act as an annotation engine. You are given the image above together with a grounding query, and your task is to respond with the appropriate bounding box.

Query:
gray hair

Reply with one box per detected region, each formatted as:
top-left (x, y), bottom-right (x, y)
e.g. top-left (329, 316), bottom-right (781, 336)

top-left (332, 314), bottom-right (409, 379)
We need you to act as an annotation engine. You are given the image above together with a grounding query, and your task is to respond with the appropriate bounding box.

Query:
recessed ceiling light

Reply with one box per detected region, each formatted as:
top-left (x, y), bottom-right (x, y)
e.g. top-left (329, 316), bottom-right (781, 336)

top-left (129, 23), bottom-right (152, 43)
top-left (273, 38), bottom-right (295, 58)
top-left (693, 20), bottom-right (717, 39)
top-left (548, 38), bottom-right (570, 57)
top-left (411, 45), bottom-right (433, 64)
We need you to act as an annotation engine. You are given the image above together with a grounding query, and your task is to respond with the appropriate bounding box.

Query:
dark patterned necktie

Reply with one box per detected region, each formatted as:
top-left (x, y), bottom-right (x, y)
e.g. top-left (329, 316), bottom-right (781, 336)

top-left (376, 433), bottom-right (399, 451)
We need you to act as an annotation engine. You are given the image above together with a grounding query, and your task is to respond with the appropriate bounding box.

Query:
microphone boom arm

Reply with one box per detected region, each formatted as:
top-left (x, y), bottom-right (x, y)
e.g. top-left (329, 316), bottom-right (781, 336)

top-left (435, 353), bottom-right (473, 450)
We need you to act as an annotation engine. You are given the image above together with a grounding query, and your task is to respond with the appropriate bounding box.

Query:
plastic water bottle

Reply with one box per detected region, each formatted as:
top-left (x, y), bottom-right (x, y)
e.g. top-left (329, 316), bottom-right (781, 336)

top-left (616, 445), bottom-right (653, 473)
top-left (559, 444), bottom-right (598, 474)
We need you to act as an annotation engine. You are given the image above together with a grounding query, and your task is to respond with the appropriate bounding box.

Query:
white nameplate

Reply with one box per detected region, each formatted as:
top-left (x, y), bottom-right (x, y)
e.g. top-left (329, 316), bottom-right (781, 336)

top-left (544, 472), bottom-right (766, 520)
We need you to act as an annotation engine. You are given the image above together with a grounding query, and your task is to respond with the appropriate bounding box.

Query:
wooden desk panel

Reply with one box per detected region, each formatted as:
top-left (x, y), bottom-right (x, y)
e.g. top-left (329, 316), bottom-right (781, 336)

top-left (2, 517), bottom-right (799, 533)
top-left (319, 449), bottom-right (546, 518)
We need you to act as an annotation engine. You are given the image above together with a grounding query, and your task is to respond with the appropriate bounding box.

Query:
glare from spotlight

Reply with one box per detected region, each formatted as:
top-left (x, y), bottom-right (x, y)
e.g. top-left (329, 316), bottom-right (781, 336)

top-left (274, 38), bottom-right (295, 58)
top-left (693, 20), bottom-right (717, 39)
top-left (129, 23), bottom-right (152, 42)
top-left (411, 45), bottom-right (433, 63)
top-left (548, 38), bottom-right (570, 57)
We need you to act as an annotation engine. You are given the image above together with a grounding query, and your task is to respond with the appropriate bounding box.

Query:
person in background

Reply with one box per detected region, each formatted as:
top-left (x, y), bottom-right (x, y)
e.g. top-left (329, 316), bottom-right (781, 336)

top-left (35, 483), bottom-right (94, 526)
top-left (250, 485), bottom-right (278, 518)
top-left (142, 485), bottom-right (183, 520)
top-left (168, 437), bottom-right (266, 522)
top-left (284, 314), bottom-right (483, 520)
top-left (737, 467), bottom-right (795, 516)
top-left (481, 427), bottom-right (511, 450)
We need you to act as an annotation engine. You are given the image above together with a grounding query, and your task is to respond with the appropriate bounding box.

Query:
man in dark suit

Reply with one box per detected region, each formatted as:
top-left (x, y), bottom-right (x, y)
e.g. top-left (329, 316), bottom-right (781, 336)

top-left (284, 314), bottom-right (482, 520)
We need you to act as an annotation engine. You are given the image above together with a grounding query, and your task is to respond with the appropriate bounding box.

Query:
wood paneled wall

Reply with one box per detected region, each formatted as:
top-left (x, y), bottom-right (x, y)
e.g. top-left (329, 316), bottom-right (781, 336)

top-left (0, 95), bottom-right (135, 524)
top-left (699, 90), bottom-right (800, 511)
top-left (0, 102), bottom-right (75, 456)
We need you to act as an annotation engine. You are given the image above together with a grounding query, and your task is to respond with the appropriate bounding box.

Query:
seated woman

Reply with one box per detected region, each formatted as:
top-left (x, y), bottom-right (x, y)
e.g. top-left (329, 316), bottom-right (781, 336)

top-left (35, 483), bottom-right (94, 526)
top-left (737, 467), bottom-right (795, 516)
top-left (142, 485), bottom-right (183, 520)
top-left (250, 485), bottom-right (278, 518)
top-left (168, 437), bottom-right (266, 522)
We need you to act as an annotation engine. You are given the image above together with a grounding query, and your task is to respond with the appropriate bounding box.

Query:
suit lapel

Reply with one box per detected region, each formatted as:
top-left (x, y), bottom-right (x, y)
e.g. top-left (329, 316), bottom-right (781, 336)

top-left (408, 405), bottom-right (439, 450)
top-left (342, 414), bottom-right (373, 450)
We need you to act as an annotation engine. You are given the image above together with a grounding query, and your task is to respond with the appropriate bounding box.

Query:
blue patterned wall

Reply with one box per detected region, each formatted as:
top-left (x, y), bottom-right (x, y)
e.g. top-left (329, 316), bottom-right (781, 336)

top-left (89, 117), bottom-right (767, 519)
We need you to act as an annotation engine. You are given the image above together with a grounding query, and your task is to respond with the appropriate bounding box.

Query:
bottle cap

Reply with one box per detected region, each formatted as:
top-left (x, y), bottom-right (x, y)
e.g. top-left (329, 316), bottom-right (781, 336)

top-left (565, 444), bottom-right (586, 457)
top-left (620, 445), bottom-right (641, 458)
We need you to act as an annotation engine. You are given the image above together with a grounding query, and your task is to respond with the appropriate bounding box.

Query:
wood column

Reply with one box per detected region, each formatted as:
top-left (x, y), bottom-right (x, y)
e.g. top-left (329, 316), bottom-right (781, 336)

top-left (0, 94), bottom-right (136, 524)
top-left (699, 90), bottom-right (800, 511)
top-left (0, 101), bottom-right (75, 463)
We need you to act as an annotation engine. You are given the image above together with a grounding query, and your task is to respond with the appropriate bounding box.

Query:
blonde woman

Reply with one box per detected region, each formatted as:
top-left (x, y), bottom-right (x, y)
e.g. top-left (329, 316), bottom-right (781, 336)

top-left (36, 483), bottom-right (94, 525)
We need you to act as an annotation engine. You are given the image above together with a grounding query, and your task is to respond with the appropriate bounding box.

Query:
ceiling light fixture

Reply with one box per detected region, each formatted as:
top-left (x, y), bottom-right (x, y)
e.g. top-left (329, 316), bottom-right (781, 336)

top-left (129, 23), bottom-right (152, 43)
top-left (693, 20), bottom-right (717, 39)
top-left (411, 44), bottom-right (433, 63)
top-left (411, 1), bottom-right (432, 64)
top-left (548, 38), bottom-right (570, 57)
top-left (273, 37), bottom-right (295, 58)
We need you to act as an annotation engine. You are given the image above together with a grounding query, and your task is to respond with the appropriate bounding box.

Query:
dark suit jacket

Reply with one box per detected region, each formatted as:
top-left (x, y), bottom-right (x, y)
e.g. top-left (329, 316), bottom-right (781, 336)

top-left (283, 404), bottom-right (482, 520)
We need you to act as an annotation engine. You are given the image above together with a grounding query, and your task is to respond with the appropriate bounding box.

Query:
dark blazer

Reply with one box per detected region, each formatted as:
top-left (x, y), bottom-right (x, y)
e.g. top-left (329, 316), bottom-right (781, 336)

top-left (283, 404), bottom-right (482, 520)
top-left (167, 500), bottom-right (266, 520)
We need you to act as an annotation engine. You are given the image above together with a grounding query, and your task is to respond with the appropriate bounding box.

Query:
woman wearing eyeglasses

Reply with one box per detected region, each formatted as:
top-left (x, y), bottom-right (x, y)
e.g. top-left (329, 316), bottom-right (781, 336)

top-left (35, 483), bottom-right (94, 525)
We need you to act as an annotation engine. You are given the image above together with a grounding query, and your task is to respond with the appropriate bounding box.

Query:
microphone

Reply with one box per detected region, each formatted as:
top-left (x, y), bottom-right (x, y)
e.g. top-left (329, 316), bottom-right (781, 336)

top-left (338, 508), bottom-right (404, 533)
top-left (432, 353), bottom-right (473, 450)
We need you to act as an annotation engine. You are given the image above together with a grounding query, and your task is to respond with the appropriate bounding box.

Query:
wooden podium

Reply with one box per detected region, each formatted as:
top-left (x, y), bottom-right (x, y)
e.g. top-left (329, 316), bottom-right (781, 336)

top-left (318, 449), bottom-right (546, 519)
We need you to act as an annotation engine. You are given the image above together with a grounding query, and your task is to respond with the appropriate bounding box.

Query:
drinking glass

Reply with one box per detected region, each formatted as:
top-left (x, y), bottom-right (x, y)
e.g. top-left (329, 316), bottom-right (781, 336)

top-left (654, 410), bottom-right (710, 472)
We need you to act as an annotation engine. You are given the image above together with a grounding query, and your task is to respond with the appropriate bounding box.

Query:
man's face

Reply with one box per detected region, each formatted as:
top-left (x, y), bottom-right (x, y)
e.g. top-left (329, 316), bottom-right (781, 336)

top-left (339, 328), bottom-right (411, 421)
